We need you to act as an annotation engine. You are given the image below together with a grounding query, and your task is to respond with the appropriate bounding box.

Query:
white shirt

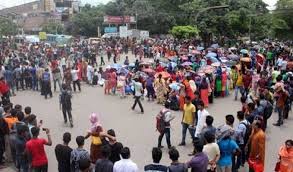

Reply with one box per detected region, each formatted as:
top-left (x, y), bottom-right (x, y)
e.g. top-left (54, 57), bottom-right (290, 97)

top-left (195, 109), bottom-right (210, 137)
top-left (134, 81), bottom-right (143, 97)
top-left (113, 159), bottom-right (139, 172)
top-left (203, 143), bottom-right (220, 170)
top-left (71, 69), bottom-right (79, 81)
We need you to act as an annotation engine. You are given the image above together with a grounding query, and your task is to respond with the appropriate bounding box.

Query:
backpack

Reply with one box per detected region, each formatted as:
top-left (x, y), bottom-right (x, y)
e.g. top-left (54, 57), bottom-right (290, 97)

top-left (156, 109), bottom-right (169, 134)
top-left (264, 101), bottom-right (273, 119)
top-left (240, 121), bottom-right (252, 146)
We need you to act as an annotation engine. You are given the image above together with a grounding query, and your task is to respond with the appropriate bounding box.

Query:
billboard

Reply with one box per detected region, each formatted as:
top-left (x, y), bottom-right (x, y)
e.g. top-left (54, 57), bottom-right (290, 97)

top-left (104, 27), bottom-right (118, 33)
top-left (119, 26), bottom-right (128, 38)
top-left (104, 16), bottom-right (136, 24)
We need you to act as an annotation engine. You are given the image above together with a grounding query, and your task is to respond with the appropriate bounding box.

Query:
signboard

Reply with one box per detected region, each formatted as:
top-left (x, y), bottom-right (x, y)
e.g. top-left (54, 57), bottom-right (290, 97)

top-left (140, 30), bottom-right (149, 39)
top-left (104, 16), bottom-right (136, 24)
top-left (119, 26), bottom-right (128, 38)
top-left (39, 32), bottom-right (47, 40)
top-left (104, 27), bottom-right (117, 33)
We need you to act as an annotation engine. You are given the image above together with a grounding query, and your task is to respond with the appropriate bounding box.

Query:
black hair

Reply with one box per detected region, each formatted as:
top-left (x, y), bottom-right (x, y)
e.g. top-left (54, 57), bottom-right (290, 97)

top-left (225, 114), bottom-right (235, 125)
top-left (78, 158), bottom-right (91, 171)
top-left (15, 104), bottom-right (22, 111)
top-left (31, 127), bottom-right (40, 137)
top-left (206, 115), bottom-right (214, 126)
top-left (198, 100), bottom-right (204, 107)
top-left (259, 93), bottom-right (265, 100)
top-left (285, 139), bottom-right (293, 146)
top-left (254, 121), bottom-right (262, 128)
top-left (248, 102), bottom-right (255, 110)
top-left (185, 96), bottom-right (191, 101)
top-left (11, 108), bottom-right (18, 117)
top-left (240, 96), bottom-right (247, 103)
top-left (24, 106), bottom-right (31, 114)
top-left (27, 114), bottom-right (36, 124)
top-left (76, 136), bottom-right (85, 147)
top-left (276, 75), bottom-right (282, 82)
top-left (152, 147), bottom-right (162, 163)
top-left (101, 145), bottom-right (111, 158)
top-left (204, 132), bottom-right (215, 143)
top-left (237, 111), bottom-right (245, 120)
top-left (3, 105), bottom-right (11, 113)
top-left (193, 137), bottom-right (204, 152)
top-left (17, 111), bottom-right (24, 121)
top-left (107, 129), bottom-right (116, 137)
top-left (63, 132), bottom-right (71, 144)
top-left (168, 147), bottom-right (179, 161)
top-left (16, 123), bottom-right (28, 135)
top-left (120, 147), bottom-right (130, 159)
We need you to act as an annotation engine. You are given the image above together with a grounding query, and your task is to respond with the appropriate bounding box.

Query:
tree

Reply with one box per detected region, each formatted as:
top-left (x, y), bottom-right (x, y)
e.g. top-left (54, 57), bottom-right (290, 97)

top-left (41, 22), bottom-right (64, 34)
top-left (0, 18), bottom-right (17, 37)
top-left (170, 25), bottom-right (199, 39)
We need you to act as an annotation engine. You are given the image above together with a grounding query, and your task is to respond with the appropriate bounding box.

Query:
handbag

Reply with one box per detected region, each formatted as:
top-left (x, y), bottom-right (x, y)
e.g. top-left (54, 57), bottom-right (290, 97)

top-left (91, 136), bottom-right (102, 145)
top-left (274, 161), bottom-right (280, 172)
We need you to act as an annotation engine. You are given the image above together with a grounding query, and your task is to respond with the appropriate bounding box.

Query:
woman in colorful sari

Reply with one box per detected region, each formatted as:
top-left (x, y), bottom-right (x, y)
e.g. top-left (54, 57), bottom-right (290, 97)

top-left (117, 73), bottom-right (126, 98)
top-left (276, 139), bottom-right (293, 172)
top-left (77, 59), bottom-right (83, 81)
top-left (200, 77), bottom-right (209, 107)
top-left (85, 113), bottom-right (115, 163)
top-left (215, 74), bottom-right (222, 97)
top-left (109, 71), bottom-right (117, 95)
top-left (103, 69), bottom-right (111, 95)
top-left (222, 70), bottom-right (228, 97)
top-left (183, 76), bottom-right (195, 100)
top-left (179, 84), bottom-right (186, 110)
top-left (154, 74), bottom-right (166, 104)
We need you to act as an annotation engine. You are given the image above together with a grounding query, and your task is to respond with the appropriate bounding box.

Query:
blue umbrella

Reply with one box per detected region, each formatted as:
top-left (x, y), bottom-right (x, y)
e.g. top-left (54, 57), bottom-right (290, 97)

top-left (240, 49), bottom-right (248, 54)
top-left (169, 83), bottom-right (181, 91)
top-left (211, 43), bottom-right (219, 49)
top-left (197, 47), bottom-right (204, 51)
top-left (117, 67), bottom-right (129, 74)
top-left (111, 63), bottom-right (122, 69)
top-left (170, 62), bottom-right (177, 68)
top-left (206, 52), bottom-right (217, 58)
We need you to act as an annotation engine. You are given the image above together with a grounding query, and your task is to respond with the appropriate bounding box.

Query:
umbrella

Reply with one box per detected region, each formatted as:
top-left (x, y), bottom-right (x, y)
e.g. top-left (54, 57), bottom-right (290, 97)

top-left (211, 62), bottom-right (221, 67)
top-left (206, 52), bottom-right (217, 58)
top-left (170, 62), bottom-right (177, 68)
top-left (181, 61), bottom-right (193, 66)
top-left (229, 47), bottom-right (237, 50)
top-left (111, 63), bottom-right (122, 69)
top-left (180, 55), bottom-right (188, 60)
top-left (117, 68), bottom-right (129, 74)
top-left (197, 46), bottom-right (204, 51)
top-left (140, 61), bottom-right (151, 65)
top-left (256, 53), bottom-right (264, 59)
top-left (191, 50), bottom-right (201, 55)
top-left (169, 82), bottom-right (181, 91)
top-left (240, 57), bottom-right (251, 62)
top-left (155, 71), bottom-right (171, 78)
top-left (159, 62), bottom-right (168, 67)
top-left (227, 54), bottom-right (239, 61)
top-left (142, 68), bottom-right (155, 74)
top-left (240, 49), bottom-right (248, 54)
top-left (168, 56), bottom-right (177, 61)
top-left (129, 63), bottom-right (135, 67)
top-left (211, 43), bottom-right (219, 49)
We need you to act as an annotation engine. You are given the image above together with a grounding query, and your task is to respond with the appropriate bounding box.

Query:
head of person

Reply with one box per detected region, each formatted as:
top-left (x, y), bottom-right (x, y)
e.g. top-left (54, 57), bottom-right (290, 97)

top-left (168, 147), bottom-right (179, 162)
top-left (120, 147), bottom-right (131, 159)
top-left (237, 111), bottom-right (245, 121)
top-left (240, 96), bottom-right (247, 104)
top-left (101, 145), bottom-right (111, 159)
top-left (205, 115), bottom-right (214, 126)
top-left (225, 114), bottom-right (235, 126)
top-left (185, 96), bottom-right (191, 104)
top-left (193, 137), bottom-right (204, 153)
top-left (107, 129), bottom-right (116, 137)
top-left (63, 132), bottom-right (71, 145)
top-left (152, 147), bottom-right (162, 163)
top-left (62, 84), bottom-right (67, 91)
top-left (17, 111), bottom-right (25, 121)
top-left (252, 120), bottom-right (262, 131)
top-left (198, 100), bottom-right (204, 110)
top-left (15, 104), bottom-right (22, 112)
top-left (17, 124), bottom-right (28, 137)
top-left (248, 102), bottom-right (255, 112)
top-left (194, 91), bottom-right (200, 99)
top-left (76, 136), bottom-right (85, 147)
top-left (158, 74), bottom-right (162, 80)
top-left (204, 131), bottom-right (216, 144)
top-left (276, 75), bottom-right (282, 82)
top-left (27, 114), bottom-right (37, 126)
top-left (31, 127), bottom-right (40, 138)
top-left (24, 106), bottom-right (31, 115)
top-left (4, 105), bottom-right (11, 114)
top-left (285, 139), bottom-right (293, 150)
top-left (45, 68), bottom-right (49, 72)
top-left (11, 108), bottom-right (18, 118)
top-left (78, 158), bottom-right (91, 172)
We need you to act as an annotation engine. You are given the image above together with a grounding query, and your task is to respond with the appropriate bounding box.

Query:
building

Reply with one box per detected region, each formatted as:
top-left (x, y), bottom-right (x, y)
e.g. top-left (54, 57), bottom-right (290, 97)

top-left (0, 0), bottom-right (78, 34)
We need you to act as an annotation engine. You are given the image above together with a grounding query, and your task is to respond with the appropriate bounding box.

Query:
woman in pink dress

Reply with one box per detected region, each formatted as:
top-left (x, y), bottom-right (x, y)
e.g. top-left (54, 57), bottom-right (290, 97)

top-left (200, 77), bottom-right (209, 107)
top-left (109, 71), bottom-right (117, 94)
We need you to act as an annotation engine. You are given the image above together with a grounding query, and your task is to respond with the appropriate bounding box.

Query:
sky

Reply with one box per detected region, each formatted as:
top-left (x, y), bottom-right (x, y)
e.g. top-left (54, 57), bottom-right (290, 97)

top-left (0, 0), bottom-right (278, 10)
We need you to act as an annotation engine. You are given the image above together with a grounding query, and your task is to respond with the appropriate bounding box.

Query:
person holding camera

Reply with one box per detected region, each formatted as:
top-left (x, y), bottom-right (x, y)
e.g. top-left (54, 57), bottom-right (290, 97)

top-left (25, 127), bottom-right (52, 172)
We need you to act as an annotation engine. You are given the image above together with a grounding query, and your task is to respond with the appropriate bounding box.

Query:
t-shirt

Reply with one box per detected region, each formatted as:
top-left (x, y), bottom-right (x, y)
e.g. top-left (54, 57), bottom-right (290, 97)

top-left (144, 164), bottom-right (168, 172)
top-left (266, 51), bottom-right (273, 60)
top-left (95, 159), bottom-right (114, 172)
top-left (109, 142), bottom-right (123, 164)
top-left (203, 143), bottom-right (220, 170)
top-left (168, 162), bottom-right (188, 172)
top-left (186, 152), bottom-right (209, 172)
top-left (134, 82), bottom-right (143, 97)
top-left (55, 144), bottom-right (73, 172)
top-left (272, 70), bottom-right (280, 83)
top-left (183, 103), bottom-right (196, 125)
top-left (236, 74), bottom-right (243, 86)
top-left (26, 138), bottom-right (48, 167)
top-left (217, 139), bottom-right (239, 167)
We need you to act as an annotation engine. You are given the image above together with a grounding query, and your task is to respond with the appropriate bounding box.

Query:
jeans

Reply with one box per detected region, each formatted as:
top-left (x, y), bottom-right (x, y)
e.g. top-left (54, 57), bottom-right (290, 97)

top-left (54, 78), bottom-right (62, 92)
top-left (276, 107), bottom-right (284, 124)
top-left (16, 155), bottom-right (29, 172)
top-left (181, 122), bottom-right (195, 144)
top-left (73, 80), bottom-right (81, 92)
top-left (234, 86), bottom-right (244, 100)
top-left (236, 144), bottom-right (245, 169)
top-left (32, 77), bottom-right (38, 91)
top-left (7, 81), bottom-right (15, 95)
top-left (132, 96), bottom-right (144, 112)
top-left (62, 108), bottom-right (73, 123)
top-left (43, 81), bottom-right (52, 99)
top-left (16, 78), bottom-right (24, 90)
top-left (158, 128), bottom-right (171, 148)
top-left (32, 164), bottom-right (48, 172)
top-left (146, 86), bottom-right (155, 100)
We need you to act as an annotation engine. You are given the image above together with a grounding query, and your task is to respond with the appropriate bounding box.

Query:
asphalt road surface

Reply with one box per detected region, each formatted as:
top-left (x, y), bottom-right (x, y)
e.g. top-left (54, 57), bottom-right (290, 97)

top-left (9, 56), bottom-right (292, 172)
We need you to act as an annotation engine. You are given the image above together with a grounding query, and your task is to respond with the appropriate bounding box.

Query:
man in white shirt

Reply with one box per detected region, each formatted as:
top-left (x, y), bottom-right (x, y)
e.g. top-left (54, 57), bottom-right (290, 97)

top-left (71, 66), bottom-right (81, 92)
top-left (131, 78), bottom-right (144, 114)
top-left (113, 147), bottom-right (138, 172)
top-left (195, 101), bottom-right (210, 137)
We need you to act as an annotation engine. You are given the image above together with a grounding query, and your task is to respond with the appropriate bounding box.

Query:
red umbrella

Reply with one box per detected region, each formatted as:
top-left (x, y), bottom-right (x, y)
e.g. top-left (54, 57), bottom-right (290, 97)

top-left (192, 50), bottom-right (201, 55)
top-left (180, 55), bottom-right (188, 60)
top-left (142, 68), bottom-right (155, 74)
top-left (155, 71), bottom-right (171, 78)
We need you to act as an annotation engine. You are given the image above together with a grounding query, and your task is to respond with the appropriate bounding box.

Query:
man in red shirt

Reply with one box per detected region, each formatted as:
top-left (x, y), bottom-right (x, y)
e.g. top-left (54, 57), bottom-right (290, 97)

top-left (242, 71), bottom-right (252, 97)
top-left (0, 77), bottom-right (10, 105)
top-left (25, 127), bottom-right (52, 172)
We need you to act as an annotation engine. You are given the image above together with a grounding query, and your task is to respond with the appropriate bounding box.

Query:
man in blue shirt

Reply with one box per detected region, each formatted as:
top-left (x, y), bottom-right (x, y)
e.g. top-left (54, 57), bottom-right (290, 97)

top-left (144, 147), bottom-right (168, 172)
top-left (4, 66), bottom-right (15, 96)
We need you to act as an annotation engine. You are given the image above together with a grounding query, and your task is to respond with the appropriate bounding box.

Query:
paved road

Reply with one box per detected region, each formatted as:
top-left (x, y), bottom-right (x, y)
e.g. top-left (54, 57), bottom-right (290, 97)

top-left (7, 55), bottom-right (292, 172)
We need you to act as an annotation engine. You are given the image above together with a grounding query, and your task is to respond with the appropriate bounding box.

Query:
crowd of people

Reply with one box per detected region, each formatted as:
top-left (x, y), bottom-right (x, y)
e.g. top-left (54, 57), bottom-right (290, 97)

top-left (0, 37), bottom-right (292, 172)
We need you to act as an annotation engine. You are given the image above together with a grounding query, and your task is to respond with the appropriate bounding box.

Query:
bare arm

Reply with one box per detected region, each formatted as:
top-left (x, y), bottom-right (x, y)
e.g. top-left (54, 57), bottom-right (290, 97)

top-left (45, 129), bottom-right (52, 146)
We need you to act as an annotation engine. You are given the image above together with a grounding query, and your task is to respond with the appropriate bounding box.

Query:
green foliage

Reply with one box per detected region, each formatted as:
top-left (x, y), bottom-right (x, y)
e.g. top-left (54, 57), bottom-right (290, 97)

top-left (0, 18), bottom-right (17, 37)
top-left (170, 25), bottom-right (199, 39)
top-left (41, 22), bottom-right (64, 34)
